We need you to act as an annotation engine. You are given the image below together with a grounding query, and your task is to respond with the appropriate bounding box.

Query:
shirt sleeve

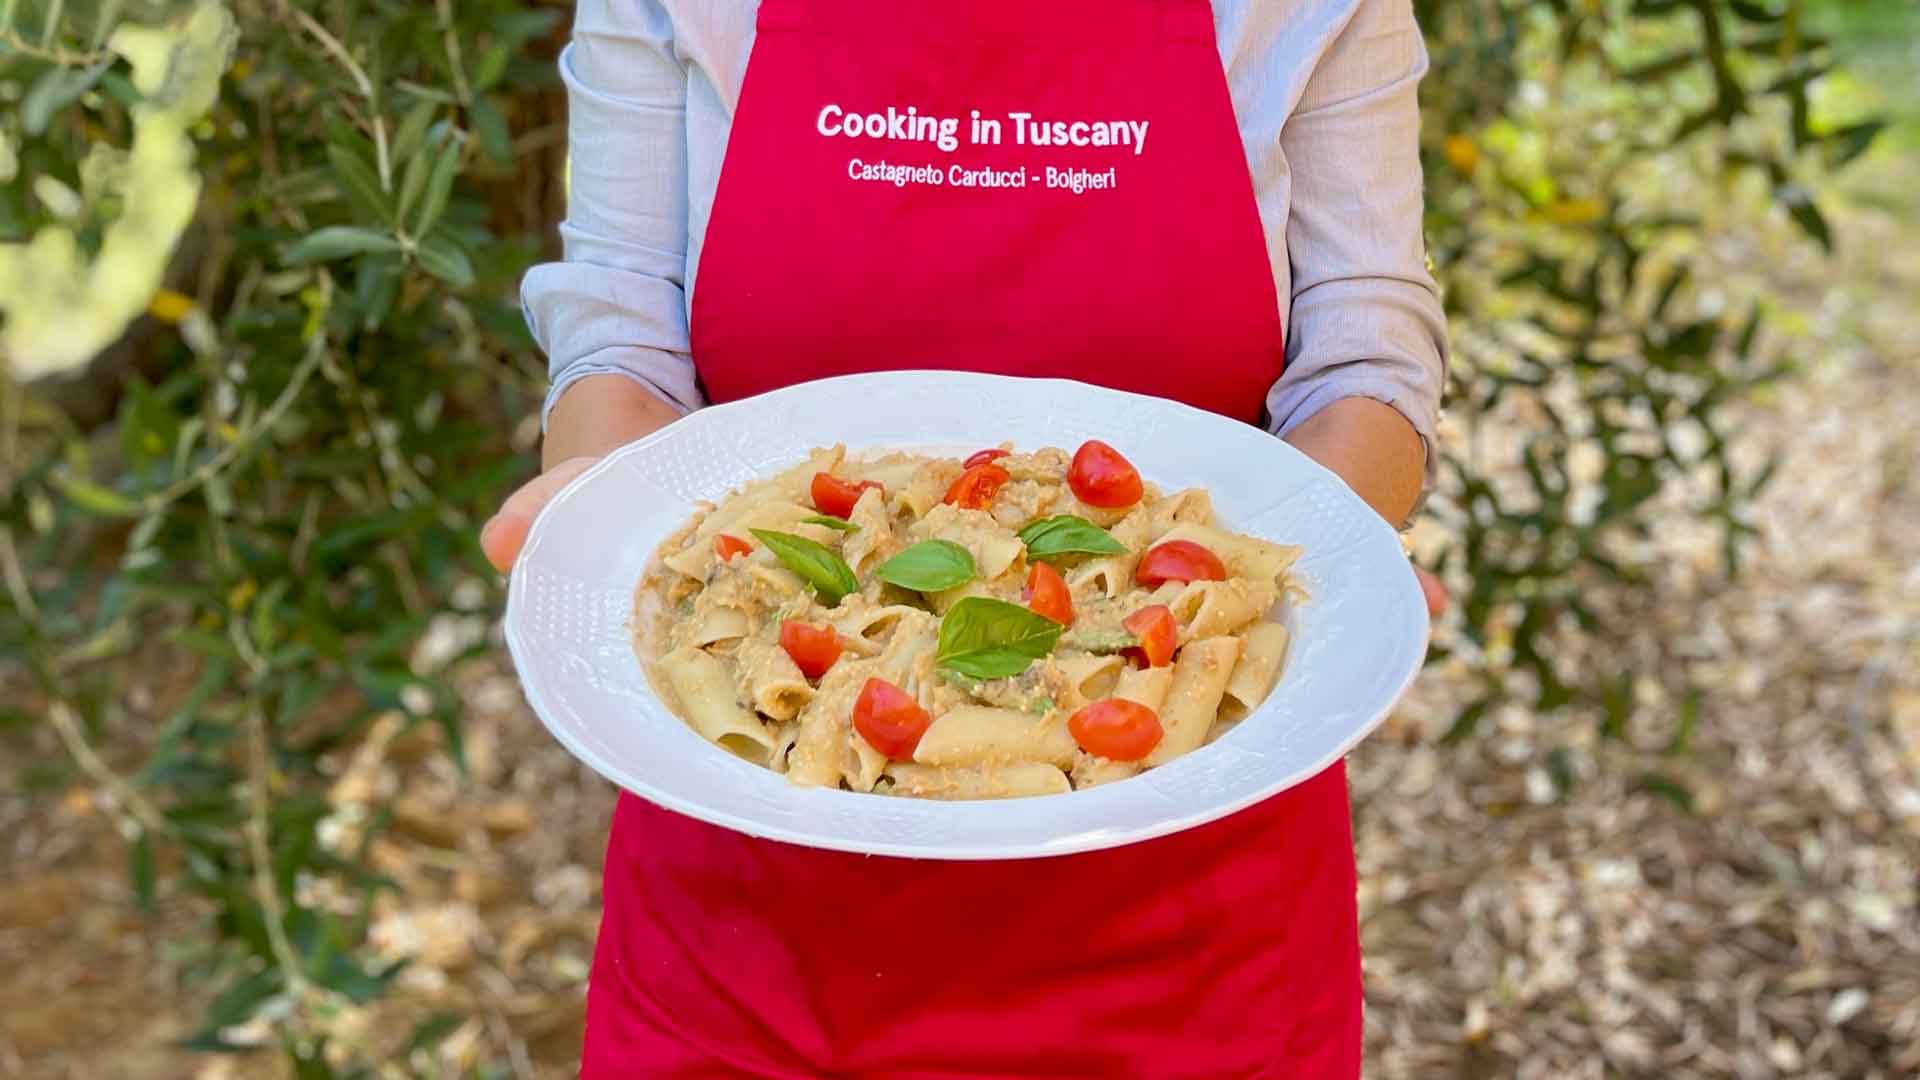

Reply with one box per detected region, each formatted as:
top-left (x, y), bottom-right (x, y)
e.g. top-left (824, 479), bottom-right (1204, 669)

top-left (1265, 0), bottom-right (1448, 489)
top-left (519, 0), bottom-right (705, 427)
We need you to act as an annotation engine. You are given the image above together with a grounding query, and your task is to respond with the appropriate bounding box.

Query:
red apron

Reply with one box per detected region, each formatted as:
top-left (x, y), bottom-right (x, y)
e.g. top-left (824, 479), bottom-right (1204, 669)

top-left (585, 1), bottom-right (1362, 1075)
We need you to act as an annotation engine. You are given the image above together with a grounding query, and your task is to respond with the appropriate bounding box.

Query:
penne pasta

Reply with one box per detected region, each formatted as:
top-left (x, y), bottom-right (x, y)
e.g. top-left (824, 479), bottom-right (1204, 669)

top-left (786, 657), bottom-right (880, 787)
top-left (1056, 652), bottom-right (1126, 707)
top-left (913, 705), bottom-right (1078, 770)
top-left (1114, 664), bottom-right (1175, 712)
top-left (735, 635), bottom-right (814, 722)
top-left (1146, 488), bottom-right (1212, 540)
top-left (1164, 578), bottom-right (1277, 642)
top-left (681, 604), bottom-right (752, 651)
top-left (659, 646), bottom-right (777, 764)
top-left (829, 600), bottom-right (937, 657)
top-left (899, 459), bottom-right (963, 518)
top-left (840, 486), bottom-right (898, 579)
top-left (1222, 622), bottom-right (1291, 725)
top-left (883, 762), bottom-right (1072, 800)
top-left (842, 454), bottom-right (922, 492)
top-left (1155, 522), bottom-right (1302, 588)
top-left (1069, 665), bottom-right (1176, 786)
top-left (636, 443), bottom-right (1307, 799)
top-left (1067, 506), bottom-right (1150, 601)
top-left (1144, 636), bottom-right (1242, 767)
top-left (766, 722), bottom-right (799, 775)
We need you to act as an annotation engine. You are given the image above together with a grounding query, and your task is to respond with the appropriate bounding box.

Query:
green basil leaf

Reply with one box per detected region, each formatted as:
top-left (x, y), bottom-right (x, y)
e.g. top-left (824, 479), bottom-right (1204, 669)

top-left (936, 597), bottom-right (1063, 679)
top-left (801, 514), bottom-right (860, 532)
top-left (1016, 514), bottom-right (1128, 560)
top-left (749, 529), bottom-right (859, 606)
top-left (876, 539), bottom-right (975, 592)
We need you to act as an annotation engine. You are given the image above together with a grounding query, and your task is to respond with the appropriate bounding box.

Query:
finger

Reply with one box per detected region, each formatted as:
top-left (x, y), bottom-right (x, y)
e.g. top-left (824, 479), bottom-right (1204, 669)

top-left (480, 458), bottom-right (598, 572)
top-left (1416, 566), bottom-right (1449, 620)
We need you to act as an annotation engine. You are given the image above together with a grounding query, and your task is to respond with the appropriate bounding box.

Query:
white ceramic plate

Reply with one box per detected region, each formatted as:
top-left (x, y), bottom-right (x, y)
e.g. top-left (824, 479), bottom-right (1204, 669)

top-left (504, 371), bottom-right (1427, 860)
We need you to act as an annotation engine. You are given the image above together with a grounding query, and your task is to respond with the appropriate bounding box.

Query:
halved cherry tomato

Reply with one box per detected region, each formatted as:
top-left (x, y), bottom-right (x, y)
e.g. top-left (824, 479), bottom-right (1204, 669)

top-left (779, 620), bottom-right (843, 681)
top-left (713, 534), bottom-right (753, 561)
top-left (1068, 699), bottom-right (1163, 761)
top-left (1025, 561), bottom-right (1073, 625)
top-left (811, 472), bottom-right (881, 519)
top-left (1067, 440), bottom-right (1143, 509)
top-left (963, 447), bottom-right (1012, 469)
top-left (943, 462), bottom-right (1010, 510)
top-left (1135, 539), bottom-right (1227, 587)
top-left (1122, 604), bottom-right (1177, 667)
top-left (852, 677), bottom-right (932, 761)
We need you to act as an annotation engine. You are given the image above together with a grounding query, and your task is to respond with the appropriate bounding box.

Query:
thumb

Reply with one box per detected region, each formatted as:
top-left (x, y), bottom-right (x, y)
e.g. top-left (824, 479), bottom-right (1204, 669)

top-left (480, 457), bottom-right (599, 573)
top-left (1415, 566), bottom-right (1449, 620)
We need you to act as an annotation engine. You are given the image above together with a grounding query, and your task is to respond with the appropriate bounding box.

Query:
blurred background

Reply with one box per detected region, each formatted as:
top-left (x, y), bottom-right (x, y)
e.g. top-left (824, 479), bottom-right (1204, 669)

top-left (2, 0), bottom-right (1916, 1076)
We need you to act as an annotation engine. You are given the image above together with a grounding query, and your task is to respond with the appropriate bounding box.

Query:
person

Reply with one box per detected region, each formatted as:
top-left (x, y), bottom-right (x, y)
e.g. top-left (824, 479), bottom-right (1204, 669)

top-left (485, 0), bottom-right (1448, 1074)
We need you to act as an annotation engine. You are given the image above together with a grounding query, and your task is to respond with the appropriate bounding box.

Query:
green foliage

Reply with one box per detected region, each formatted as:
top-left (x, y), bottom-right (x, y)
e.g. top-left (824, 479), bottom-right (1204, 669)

top-left (0, 0), bottom-right (1894, 1072)
top-left (3, 0), bottom-right (557, 1072)
top-left (1414, 0), bottom-right (1886, 743)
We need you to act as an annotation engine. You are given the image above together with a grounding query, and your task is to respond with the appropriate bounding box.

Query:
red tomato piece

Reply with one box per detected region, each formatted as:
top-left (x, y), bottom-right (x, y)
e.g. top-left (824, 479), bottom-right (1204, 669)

top-left (1026, 561), bottom-right (1073, 625)
top-left (1122, 604), bottom-right (1177, 667)
top-left (779, 620), bottom-right (843, 681)
top-left (713, 534), bottom-right (753, 562)
top-left (1135, 539), bottom-right (1227, 587)
top-left (963, 448), bottom-right (1012, 469)
top-left (942, 462), bottom-right (1011, 510)
top-left (1067, 440), bottom-right (1143, 509)
top-left (1068, 699), bottom-right (1164, 762)
top-left (852, 677), bottom-right (932, 761)
top-left (811, 472), bottom-right (881, 519)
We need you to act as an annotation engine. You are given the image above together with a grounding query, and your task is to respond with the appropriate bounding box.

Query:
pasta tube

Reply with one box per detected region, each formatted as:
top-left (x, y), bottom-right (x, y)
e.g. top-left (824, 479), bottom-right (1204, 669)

top-left (883, 763), bottom-right (1071, 800)
top-left (659, 646), bottom-right (777, 764)
top-left (1156, 523), bottom-right (1302, 588)
top-left (1221, 622), bottom-right (1291, 724)
top-left (1144, 636), bottom-right (1241, 766)
top-left (735, 636), bottom-right (815, 722)
top-left (913, 706), bottom-right (1078, 769)
top-left (1070, 664), bottom-right (1174, 787)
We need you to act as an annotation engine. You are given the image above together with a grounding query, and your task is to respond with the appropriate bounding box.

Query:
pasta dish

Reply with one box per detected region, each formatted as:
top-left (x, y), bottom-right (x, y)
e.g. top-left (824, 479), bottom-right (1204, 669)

top-left (633, 441), bottom-right (1301, 799)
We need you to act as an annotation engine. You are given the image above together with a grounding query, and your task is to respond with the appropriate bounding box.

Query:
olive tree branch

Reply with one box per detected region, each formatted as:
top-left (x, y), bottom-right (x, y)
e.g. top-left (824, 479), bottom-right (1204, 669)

top-left (143, 328), bottom-right (326, 514)
top-left (47, 700), bottom-right (176, 838)
top-left (277, 0), bottom-right (391, 186)
top-left (434, 0), bottom-right (472, 106)
top-left (0, 23), bottom-right (109, 65)
top-left (245, 699), bottom-right (312, 1003)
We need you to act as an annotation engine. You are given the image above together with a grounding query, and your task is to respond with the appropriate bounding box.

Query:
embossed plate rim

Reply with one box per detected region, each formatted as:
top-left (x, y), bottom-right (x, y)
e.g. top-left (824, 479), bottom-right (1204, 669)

top-left (504, 370), bottom-right (1429, 860)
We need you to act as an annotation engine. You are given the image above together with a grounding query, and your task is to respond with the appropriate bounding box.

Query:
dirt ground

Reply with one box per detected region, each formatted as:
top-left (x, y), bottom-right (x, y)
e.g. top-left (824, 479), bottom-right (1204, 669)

top-left (3, 160), bottom-right (1916, 1077)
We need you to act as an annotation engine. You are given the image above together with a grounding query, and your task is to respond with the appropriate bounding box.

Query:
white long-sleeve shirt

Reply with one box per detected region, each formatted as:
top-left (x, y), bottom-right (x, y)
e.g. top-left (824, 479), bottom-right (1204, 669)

top-left (522, 0), bottom-right (1447, 482)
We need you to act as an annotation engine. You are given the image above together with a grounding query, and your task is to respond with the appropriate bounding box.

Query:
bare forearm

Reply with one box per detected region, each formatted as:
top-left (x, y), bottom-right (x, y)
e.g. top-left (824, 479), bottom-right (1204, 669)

top-left (1282, 397), bottom-right (1426, 527)
top-left (542, 374), bottom-right (683, 469)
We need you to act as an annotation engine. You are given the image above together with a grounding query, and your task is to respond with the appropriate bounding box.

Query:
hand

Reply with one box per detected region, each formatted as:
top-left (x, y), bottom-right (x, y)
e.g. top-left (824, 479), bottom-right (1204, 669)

top-left (1279, 399), bottom-right (1447, 622)
top-left (1415, 566), bottom-right (1448, 619)
top-left (480, 456), bottom-right (599, 572)
top-left (481, 374), bottom-right (683, 573)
